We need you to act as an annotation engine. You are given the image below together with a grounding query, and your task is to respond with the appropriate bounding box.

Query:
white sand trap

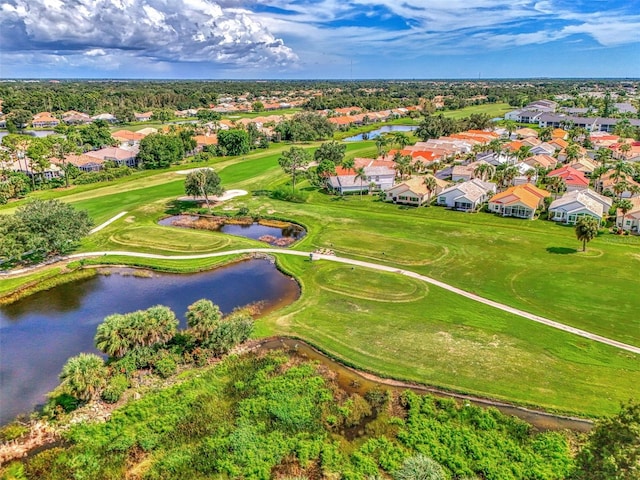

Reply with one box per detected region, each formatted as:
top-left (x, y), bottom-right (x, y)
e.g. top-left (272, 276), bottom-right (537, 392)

top-left (177, 189), bottom-right (248, 203)
top-left (174, 167), bottom-right (214, 175)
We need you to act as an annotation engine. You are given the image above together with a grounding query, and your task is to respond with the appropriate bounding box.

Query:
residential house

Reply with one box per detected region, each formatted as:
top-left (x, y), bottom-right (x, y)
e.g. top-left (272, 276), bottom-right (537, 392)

top-left (136, 127), bottom-right (157, 136)
top-left (514, 127), bottom-right (538, 139)
top-left (85, 146), bottom-right (139, 168)
top-left (32, 112), bottom-right (59, 128)
top-left (551, 128), bottom-right (568, 140)
top-left (549, 189), bottom-right (613, 225)
top-left (530, 142), bottom-right (556, 156)
top-left (193, 134), bottom-right (218, 152)
top-left (6, 158), bottom-right (62, 180)
top-left (62, 111), bottom-right (92, 125)
top-left (55, 153), bottom-right (107, 172)
top-left (385, 176), bottom-right (447, 206)
top-left (134, 112), bottom-right (153, 122)
top-left (547, 166), bottom-right (590, 191)
top-left (616, 197), bottom-right (640, 233)
top-left (488, 184), bottom-right (551, 219)
top-left (523, 154), bottom-right (557, 171)
top-left (451, 160), bottom-right (489, 182)
top-left (595, 171), bottom-right (640, 198)
top-left (327, 165), bottom-right (395, 195)
top-left (112, 130), bottom-right (146, 147)
top-left (568, 157), bottom-right (598, 175)
top-left (437, 179), bottom-right (496, 211)
top-left (91, 113), bottom-right (117, 123)
top-left (548, 138), bottom-right (568, 152)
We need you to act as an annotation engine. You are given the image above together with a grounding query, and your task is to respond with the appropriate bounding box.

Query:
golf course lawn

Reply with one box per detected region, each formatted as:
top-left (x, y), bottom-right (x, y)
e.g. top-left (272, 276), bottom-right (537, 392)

top-left (259, 255), bottom-right (640, 416)
top-left (1, 140), bottom-right (638, 417)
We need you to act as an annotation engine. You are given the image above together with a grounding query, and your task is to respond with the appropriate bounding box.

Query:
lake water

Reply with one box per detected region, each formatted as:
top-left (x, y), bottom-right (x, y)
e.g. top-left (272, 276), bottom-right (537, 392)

top-left (0, 259), bottom-right (300, 424)
top-left (343, 125), bottom-right (418, 142)
top-left (159, 215), bottom-right (306, 247)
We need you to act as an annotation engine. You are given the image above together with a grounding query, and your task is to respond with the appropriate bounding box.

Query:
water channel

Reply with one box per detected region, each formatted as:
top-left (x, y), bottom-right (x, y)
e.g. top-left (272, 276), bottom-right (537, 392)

top-left (343, 125), bottom-right (418, 142)
top-left (0, 259), bottom-right (300, 424)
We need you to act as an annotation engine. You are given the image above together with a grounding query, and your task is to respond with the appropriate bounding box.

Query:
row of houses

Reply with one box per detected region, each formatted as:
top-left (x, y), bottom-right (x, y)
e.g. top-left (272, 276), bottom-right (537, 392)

top-left (505, 108), bottom-right (640, 133)
top-left (326, 106), bottom-right (420, 128)
top-left (27, 111), bottom-right (156, 128)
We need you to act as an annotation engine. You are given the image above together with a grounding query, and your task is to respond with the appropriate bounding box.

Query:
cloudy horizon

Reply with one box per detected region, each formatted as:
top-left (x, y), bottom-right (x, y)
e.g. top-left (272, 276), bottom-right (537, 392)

top-left (1, 0), bottom-right (639, 79)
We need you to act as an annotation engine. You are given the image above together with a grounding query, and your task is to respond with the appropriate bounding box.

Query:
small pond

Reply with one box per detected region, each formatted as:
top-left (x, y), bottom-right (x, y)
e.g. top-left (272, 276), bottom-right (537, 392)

top-left (0, 259), bottom-right (300, 424)
top-left (343, 124), bottom-right (418, 142)
top-left (159, 215), bottom-right (306, 247)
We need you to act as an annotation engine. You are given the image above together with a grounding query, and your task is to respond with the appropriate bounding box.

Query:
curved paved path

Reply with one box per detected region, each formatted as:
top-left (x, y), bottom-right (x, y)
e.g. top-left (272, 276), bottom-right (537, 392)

top-left (8, 248), bottom-right (640, 355)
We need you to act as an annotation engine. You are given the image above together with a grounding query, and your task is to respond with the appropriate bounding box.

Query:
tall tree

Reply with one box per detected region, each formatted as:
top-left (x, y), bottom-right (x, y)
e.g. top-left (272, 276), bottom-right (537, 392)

top-left (184, 168), bottom-right (224, 210)
top-left (354, 166), bottom-right (367, 198)
top-left (314, 141), bottom-right (346, 166)
top-left (423, 176), bottom-right (437, 206)
top-left (616, 199), bottom-right (633, 230)
top-left (151, 108), bottom-right (173, 124)
top-left (217, 129), bottom-right (250, 156)
top-left (278, 146), bottom-right (310, 192)
top-left (47, 136), bottom-right (81, 188)
top-left (575, 216), bottom-right (599, 252)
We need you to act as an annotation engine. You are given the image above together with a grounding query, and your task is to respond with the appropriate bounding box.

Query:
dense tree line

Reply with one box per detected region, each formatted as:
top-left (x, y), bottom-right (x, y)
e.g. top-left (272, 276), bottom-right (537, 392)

top-left (0, 199), bottom-right (92, 264)
top-left (3, 79), bottom-right (636, 116)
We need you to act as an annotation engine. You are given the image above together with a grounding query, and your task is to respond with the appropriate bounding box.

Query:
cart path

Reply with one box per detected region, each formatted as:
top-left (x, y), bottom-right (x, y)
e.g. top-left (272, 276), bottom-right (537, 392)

top-left (6, 248), bottom-right (640, 355)
top-left (89, 211), bottom-right (128, 234)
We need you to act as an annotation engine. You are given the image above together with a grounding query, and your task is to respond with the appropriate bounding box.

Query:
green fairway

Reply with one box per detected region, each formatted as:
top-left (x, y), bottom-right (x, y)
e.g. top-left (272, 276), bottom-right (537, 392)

top-left (261, 255), bottom-right (640, 416)
top-left (2, 141), bottom-right (639, 417)
top-left (441, 103), bottom-right (512, 119)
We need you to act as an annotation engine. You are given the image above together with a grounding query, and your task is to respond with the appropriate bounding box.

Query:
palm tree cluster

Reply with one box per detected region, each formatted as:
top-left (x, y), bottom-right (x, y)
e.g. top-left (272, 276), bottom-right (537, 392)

top-left (95, 305), bottom-right (179, 358)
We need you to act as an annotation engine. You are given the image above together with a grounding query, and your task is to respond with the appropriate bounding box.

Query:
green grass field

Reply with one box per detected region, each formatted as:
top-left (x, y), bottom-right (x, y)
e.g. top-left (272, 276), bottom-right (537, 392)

top-left (440, 103), bottom-right (513, 119)
top-left (2, 135), bottom-right (639, 416)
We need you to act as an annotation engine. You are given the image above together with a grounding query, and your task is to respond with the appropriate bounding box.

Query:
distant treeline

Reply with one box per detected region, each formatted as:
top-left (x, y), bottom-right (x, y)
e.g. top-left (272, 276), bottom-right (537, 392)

top-left (0, 79), bottom-right (637, 115)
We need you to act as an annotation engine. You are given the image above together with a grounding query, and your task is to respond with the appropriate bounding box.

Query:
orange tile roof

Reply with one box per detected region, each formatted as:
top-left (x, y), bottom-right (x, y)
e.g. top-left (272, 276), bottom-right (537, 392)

top-left (194, 134), bottom-right (218, 146)
top-left (551, 128), bottom-right (568, 139)
top-left (112, 130), bottom-right (145, 141)
top-left (490, 184), bottom-right (550, 210)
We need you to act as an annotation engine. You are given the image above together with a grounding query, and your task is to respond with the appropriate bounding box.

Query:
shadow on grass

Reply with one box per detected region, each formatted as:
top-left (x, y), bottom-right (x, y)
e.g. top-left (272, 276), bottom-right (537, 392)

top-left (165, 200), bottom-right (196, 215)
top-left (546, 246), bottom-right (578, 255)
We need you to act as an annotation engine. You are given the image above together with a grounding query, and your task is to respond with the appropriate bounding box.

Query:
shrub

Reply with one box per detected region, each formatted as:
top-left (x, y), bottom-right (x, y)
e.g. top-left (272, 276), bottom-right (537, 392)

top-left (270, 186), bottom-right (308, 203)
top-left (152, 351), bottom-right (178, 378)
top-left (393, 454), bottom-right (448, 480)
top-left (101, 374), bottom-right (129, 403)
top-left (0, 422), bottom-right (29, 442)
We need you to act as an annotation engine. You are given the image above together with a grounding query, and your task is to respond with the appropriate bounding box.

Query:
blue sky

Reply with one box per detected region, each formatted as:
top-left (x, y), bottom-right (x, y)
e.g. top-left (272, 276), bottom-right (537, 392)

top-left (0, 0), bottom-right (639, 79)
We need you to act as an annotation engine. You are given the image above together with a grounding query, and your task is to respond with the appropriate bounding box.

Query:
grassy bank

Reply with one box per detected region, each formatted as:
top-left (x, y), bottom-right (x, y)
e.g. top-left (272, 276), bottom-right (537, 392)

top-left (0, 268), bottom-right (98, 306)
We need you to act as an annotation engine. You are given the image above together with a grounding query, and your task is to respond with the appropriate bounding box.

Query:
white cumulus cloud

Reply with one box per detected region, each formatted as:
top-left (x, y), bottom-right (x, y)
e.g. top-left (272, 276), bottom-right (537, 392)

top-left (0, 0), bottom-right (298, 69)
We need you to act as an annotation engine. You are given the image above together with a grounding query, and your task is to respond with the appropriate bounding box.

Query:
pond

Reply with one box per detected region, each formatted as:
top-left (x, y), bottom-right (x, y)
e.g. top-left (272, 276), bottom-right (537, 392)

top-left (159, 215), bottom-right (306, 247)
top-left (343, 125), bottom-right (418, 142)
top-left (0, 259), bottom-right (300, 424)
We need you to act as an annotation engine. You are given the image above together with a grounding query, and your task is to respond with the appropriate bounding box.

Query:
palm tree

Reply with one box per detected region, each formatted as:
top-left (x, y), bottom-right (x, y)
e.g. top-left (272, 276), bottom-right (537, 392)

top-left (502, 120), bottom-right (517, 137)
top-left (354, 166), bottom-right (367, 198)
top-left (393, 132), bottom-right (410, 149)
top-left (594, 148), bottom-right (612, 167)
top-left (502, 165), bottom-right (519, 187)
top-left (524, 168), bottom-right (536, 184)
top-left (488, 139), bottom-right (504, 155)
top-left (564, 143), bottom-right (581, 163)
top-left (423, 176), bottom-right (437, 207)
top-left (186, 299), bottom-right (222, 342)
top-left (143, 305), bottom-right (179, 346)
top-left (619, 142), bottom-right (631, 159)
top-left (430, 161), bottom-right (441, 176)
top-left (616, 199), bottom-right (633, 231)
top-left (575, 216), bottom-right (599, 252)
top-left (395, 155), bottom-right (413, 180)
top-left (59, 353), bottom-right (108, 401)
top-left (473, 163), bottom-right (494, 181)
top-left (539, 127), bottom-right (553, 142)
top-left (515, 145), bottom-right (533, 163)
top-left (548, 176), bottom-right (566, 198)
top-left (375, 137), bottom-right (388, 157)
top-left (610, 160), bottom-right (633, 184)
top-left (612, 180), bottom-right (629, 199)
top-left (95, 314), bottom-right (130, 358)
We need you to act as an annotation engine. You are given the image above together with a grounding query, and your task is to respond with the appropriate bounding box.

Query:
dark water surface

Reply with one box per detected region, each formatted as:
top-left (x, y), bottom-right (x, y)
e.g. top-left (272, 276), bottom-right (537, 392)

top-left (159, 215), bottom-right (306, 246)
top-left (0, 259), bottom-right (299, 424)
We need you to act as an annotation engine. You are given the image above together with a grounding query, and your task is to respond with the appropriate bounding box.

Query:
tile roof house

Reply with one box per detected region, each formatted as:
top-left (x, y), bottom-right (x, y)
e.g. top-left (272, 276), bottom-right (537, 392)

top-left (547, 165), bottom-right (590, 191)
top-left (596, 171), bottom-right (640, 198)
top-left (328, 166), bottom-right (395, 195)
top-left (32, 112), bottom-right (59, 128)
top-left (437, 179), bottom-right (496, 211)
top-left (85, 146), bottom-right (139, 168)
top-left (112, 130), bottom-right (146, 146)
top-left (549, 189), bottom-right (613, 225)
top-left (53, 153), bottom-right (108, 172)
top-left (523, 154), bottom-right (558, 170)
top-left (62, 111), bottom-right (92, 125)
top-left (385, 175), bottom-right (448, 206)
top-left (616, 197), bottom-right (640, 233)
top-left (568, 158), bottom-right (598, 175)
top-left (134, 112), bottom-right (153, 122)
top-left (91, 113), bottom-right (117, 123)
top-left (451, 160), bottom-right (490, 182)
top-left (488, 184), bottom-right (551, 219)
